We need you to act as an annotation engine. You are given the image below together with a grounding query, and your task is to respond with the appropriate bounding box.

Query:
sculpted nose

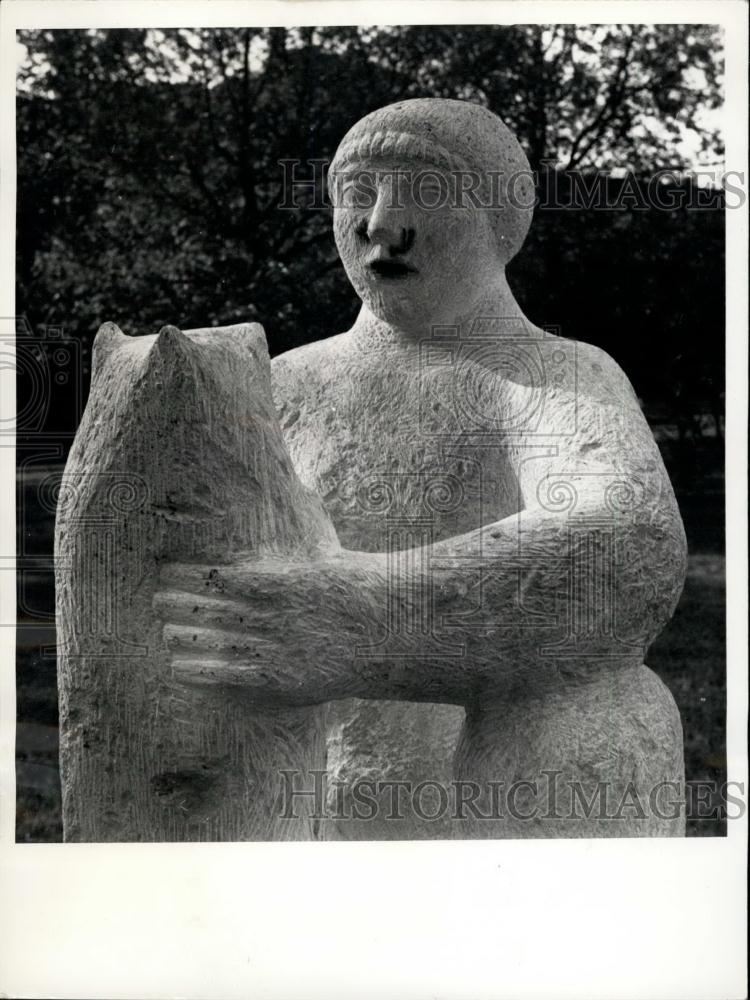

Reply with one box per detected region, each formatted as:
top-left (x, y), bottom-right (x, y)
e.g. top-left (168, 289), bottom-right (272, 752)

top-left (365, 193), bottom-right (415, 255)
top-left (366, 195), bottom-right (400, 246)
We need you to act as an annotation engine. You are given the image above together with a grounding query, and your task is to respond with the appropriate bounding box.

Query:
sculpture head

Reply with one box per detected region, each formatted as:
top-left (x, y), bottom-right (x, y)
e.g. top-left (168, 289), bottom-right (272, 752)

top-left (329, 98), bottom-right (534, 332)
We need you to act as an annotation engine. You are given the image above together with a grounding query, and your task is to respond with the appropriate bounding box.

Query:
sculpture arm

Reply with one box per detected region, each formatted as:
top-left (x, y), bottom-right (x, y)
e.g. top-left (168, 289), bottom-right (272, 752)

top-left (418, 343), bottom-right (688, 686)
top-left (155, 345), bottom-right (687, 706)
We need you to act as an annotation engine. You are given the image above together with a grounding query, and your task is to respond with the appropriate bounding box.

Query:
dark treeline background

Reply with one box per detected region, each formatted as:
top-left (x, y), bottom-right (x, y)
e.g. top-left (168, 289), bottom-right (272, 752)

top-left (17, 26), bottom-right (725, 452)
top-left (15, 26), bottom-right (727, 839)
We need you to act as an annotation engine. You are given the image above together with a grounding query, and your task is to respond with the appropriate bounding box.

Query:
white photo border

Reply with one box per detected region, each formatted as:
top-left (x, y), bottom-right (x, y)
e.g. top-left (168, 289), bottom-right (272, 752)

top-left (0, 3), bottom-right (746, 998)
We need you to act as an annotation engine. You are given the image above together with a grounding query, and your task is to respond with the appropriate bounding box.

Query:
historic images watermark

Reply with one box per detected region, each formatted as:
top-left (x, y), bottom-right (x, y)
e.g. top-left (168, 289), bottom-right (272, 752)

top-left (279, 769), bottom-right (746, 825)
top-left (6, 314), bottom-right (150, 652)
top-left (1, 316), bottom-right (85, 442)
top-left (278, 160), bottom-right (744, 212)
top-left (4, 315), bottom-right (85, 636)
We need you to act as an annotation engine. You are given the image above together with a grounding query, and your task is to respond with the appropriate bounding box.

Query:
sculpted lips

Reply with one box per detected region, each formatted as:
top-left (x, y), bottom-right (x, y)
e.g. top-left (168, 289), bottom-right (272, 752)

top-left (367, 259), bottom-right (418, 280)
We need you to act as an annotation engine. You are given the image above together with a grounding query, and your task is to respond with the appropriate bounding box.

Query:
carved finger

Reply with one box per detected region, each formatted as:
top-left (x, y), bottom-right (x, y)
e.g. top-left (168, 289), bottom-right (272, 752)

top-left (163, 623), bottom-right (271, 656)
top-left (158, 563), bottom-right (233, 595)
top-left (158, 559), bottom-right (295, 597)
top-left (169, 655), bottom-right (323, 707)
top-left (170, 657), bottom-right (269, 687)
top-left (152, 588), bottom-right (271, 629)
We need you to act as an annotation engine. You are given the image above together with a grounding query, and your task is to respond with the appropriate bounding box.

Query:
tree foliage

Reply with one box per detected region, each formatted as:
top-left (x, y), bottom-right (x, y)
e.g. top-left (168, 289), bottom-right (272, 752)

top-left (16, 26), bottom-right (724, 449)
top-left (361, 24), bottom-right (723, 171)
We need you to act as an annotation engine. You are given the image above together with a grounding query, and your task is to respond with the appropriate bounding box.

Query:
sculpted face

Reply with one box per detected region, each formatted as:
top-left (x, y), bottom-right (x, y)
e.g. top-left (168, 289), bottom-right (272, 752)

top-left (328, 99), bottom-right (534, 334)
top-left (333, 157), bottom-right (502, 332)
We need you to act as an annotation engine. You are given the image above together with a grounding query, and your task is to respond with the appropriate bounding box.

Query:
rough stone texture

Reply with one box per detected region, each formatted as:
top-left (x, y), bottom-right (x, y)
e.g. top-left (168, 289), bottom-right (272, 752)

top-left (56, 322), bottom-right (337, 840)
top-left (452, 664), bottom-right (685, 837)
top-left (59, 98), bottom-right (688, 840)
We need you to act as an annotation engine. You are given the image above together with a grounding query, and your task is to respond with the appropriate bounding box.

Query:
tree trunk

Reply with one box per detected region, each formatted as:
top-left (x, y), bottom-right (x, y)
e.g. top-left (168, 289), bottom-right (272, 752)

top-left (55, 322), bottom-right (338, 841)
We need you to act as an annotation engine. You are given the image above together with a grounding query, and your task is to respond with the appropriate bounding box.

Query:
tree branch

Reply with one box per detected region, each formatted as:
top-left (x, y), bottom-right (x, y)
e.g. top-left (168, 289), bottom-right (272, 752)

top-left (565, 31), bottom-right (635, 170)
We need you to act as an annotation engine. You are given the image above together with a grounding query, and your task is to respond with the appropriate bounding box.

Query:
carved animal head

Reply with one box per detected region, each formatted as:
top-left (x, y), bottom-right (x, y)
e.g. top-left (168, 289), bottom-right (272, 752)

top-left (62, 322), bottom-right (338, 564)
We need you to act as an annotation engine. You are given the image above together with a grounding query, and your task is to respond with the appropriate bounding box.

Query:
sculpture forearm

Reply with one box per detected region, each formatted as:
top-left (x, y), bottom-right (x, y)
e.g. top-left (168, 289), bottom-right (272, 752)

top-left (156, 484), bottom-right (686, 709)
top-left (338, 492), bottom-right (687, 703)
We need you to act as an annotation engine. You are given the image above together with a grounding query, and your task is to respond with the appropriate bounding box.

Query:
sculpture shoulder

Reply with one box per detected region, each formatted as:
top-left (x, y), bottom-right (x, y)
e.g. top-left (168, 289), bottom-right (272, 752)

top-left (271, 333), bottom-right (350, 399)
top-left (567, 338), bottom-right (642, 411)
top-left (522, 334), bottom-right (659, 467)
top-left (270, 332), bottom-right (356, 425)
top-left (554, 337), bottom-right (670, 478)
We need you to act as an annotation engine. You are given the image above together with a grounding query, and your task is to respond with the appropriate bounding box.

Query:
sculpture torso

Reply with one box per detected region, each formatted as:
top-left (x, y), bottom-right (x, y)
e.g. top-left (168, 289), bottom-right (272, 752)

top-left (271, 329), bottom-right (524, 551)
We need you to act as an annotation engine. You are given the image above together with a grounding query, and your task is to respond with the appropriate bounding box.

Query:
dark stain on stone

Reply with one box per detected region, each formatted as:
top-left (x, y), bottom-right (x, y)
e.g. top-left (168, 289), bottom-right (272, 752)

top-left (151, 766), bottom-right (223, 815)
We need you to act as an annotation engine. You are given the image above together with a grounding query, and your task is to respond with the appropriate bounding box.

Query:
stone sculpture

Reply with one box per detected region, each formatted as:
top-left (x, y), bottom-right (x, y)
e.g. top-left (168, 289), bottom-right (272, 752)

top-left (55, 324), bottom-right (337, 840)
top-left (56, 98), bottom-right (687, 841)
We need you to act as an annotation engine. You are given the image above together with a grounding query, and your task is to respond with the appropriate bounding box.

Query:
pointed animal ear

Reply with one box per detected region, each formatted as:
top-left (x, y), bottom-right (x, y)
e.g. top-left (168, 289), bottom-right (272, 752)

top-left (183, 322), bottom-right (269, 365)
top-left (155, 324), bottom-right (190, 358)
top-left (152, 325), bottom-right (203, 378)
top-left (92, 322), bottom-right (128, 377)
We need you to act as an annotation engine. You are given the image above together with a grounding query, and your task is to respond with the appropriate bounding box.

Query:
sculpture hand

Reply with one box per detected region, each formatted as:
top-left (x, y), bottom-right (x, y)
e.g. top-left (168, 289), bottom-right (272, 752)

top-left (153, 554), bottom-right (387, 706)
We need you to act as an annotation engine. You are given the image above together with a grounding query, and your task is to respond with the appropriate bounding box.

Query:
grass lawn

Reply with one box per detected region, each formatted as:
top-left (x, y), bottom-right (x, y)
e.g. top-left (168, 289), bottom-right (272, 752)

top-left (647, 552), bottom-right (727, 836)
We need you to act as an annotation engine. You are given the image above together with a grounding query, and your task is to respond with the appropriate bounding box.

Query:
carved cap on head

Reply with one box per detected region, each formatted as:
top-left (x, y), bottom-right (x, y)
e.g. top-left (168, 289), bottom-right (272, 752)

top-left (329, 98), bottom-right (535, 263)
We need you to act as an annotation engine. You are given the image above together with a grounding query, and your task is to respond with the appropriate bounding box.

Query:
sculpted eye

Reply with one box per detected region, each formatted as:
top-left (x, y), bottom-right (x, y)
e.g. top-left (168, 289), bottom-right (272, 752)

top-left (342, 172), bottom-right (376, 210)
top-left (413, 172), bottom-right (449, 207)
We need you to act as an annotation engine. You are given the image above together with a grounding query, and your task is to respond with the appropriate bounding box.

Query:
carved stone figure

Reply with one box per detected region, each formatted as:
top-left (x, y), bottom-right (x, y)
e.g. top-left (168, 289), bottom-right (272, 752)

top-left (55, 324), bottom-right (338, 840)
top-left (57, 99), bottom-right (687, 841)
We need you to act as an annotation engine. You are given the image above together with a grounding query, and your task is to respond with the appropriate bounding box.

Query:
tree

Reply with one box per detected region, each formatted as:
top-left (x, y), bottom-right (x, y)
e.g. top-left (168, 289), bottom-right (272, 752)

top-left (357, 24), bottom-right (723, 172)
top-left (16, 26), bottom-right (724, 440)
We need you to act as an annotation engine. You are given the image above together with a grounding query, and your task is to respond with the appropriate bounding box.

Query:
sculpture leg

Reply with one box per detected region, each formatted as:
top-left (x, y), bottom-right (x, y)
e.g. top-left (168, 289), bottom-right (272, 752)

top-left (453, 664), bottom-right (685, 838)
